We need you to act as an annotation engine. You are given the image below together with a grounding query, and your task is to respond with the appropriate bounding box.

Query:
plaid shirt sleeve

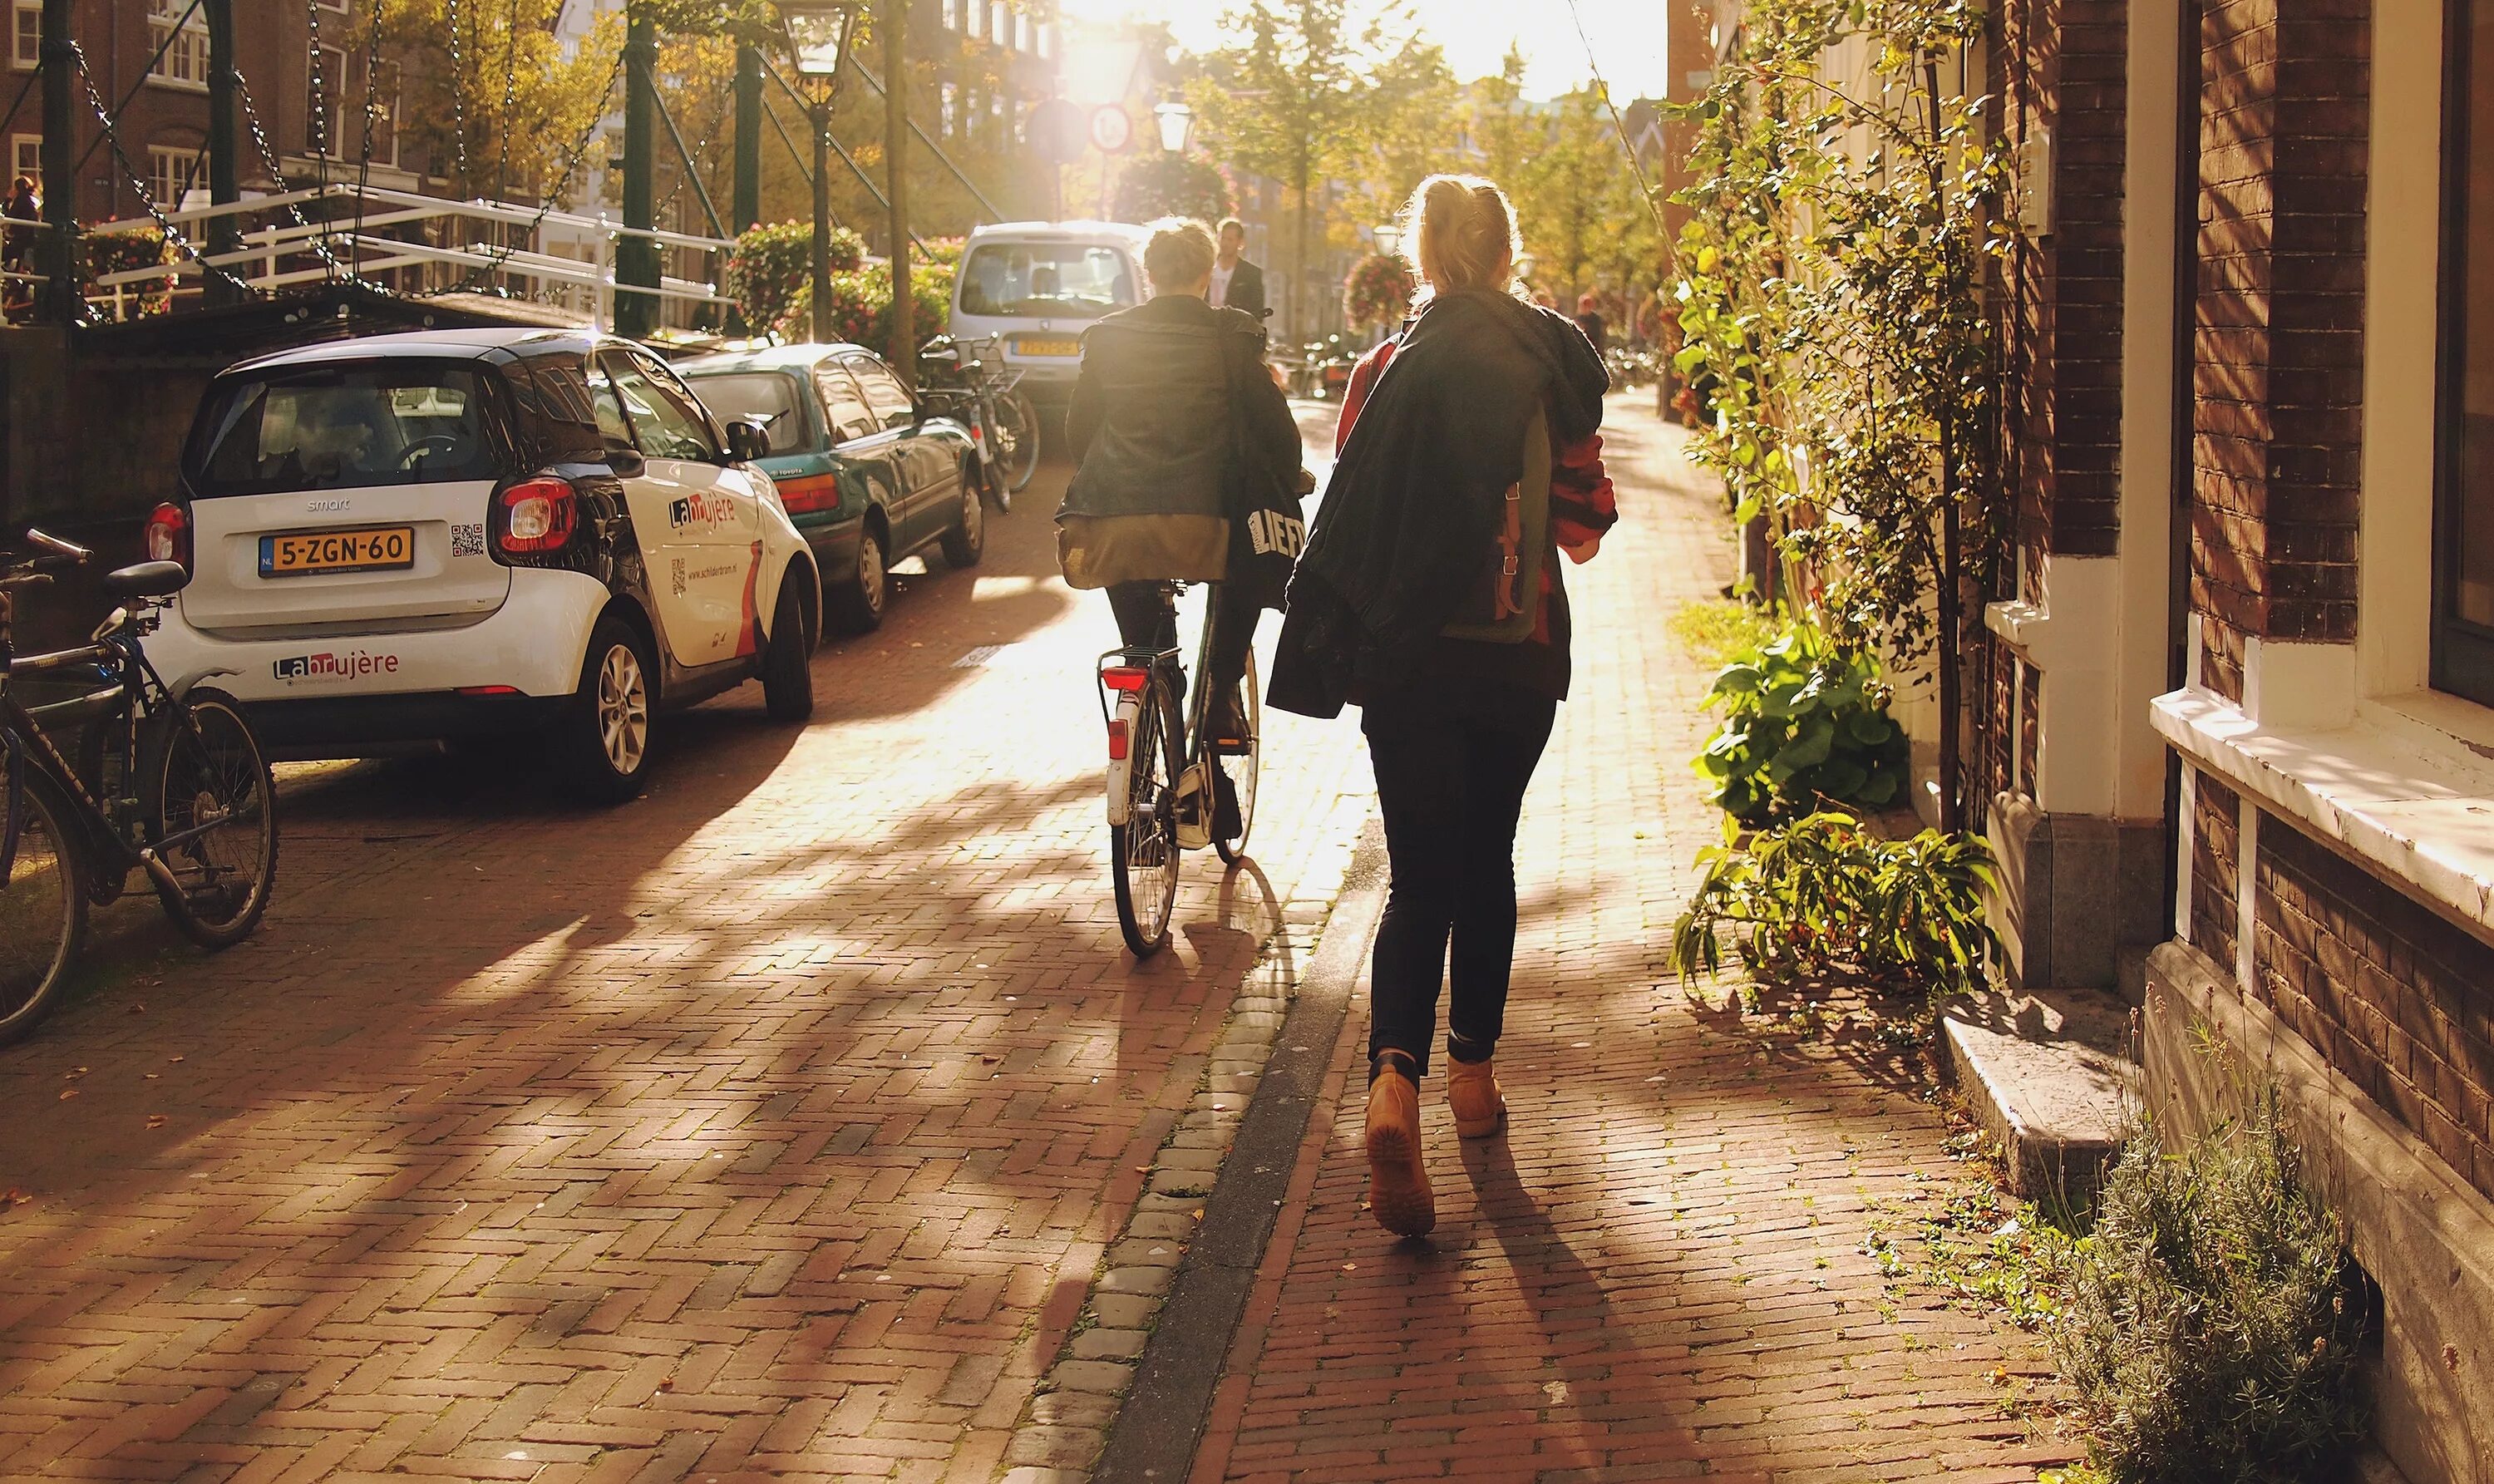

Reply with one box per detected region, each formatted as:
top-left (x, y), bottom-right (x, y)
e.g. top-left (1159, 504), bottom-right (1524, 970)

top-left (1549, 431), bottom-right (1617, 552)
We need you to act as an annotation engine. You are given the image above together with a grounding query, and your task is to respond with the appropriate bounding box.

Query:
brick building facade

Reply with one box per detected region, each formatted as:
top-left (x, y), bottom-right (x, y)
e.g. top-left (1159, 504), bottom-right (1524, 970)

top-left (1967, 0), bottom-right (2494, 1472)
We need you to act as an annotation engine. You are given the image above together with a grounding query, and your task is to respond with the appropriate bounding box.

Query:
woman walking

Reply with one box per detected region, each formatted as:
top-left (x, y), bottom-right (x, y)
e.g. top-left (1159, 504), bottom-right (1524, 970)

top-left (1269, 175), bottom-right (1616, 1238)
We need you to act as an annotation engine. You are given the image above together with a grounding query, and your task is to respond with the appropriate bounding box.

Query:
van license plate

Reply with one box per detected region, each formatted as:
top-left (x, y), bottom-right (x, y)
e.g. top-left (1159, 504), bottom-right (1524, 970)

top-left (259, 526), bottom-right (416, 578)
top-left (1014, 336), bottom-right (1081, 358)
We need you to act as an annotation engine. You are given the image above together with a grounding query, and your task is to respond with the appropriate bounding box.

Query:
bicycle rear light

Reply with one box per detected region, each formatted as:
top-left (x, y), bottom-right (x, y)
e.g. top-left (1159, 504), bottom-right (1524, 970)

top-left (143, 503), bottom-right (190, 570)
top-left (1107, 717), bottom-right (1130, 761)
top-left (495, 476), bottom-right (578, 556)
top-left (1101, 667), bottom-right (1150, 693)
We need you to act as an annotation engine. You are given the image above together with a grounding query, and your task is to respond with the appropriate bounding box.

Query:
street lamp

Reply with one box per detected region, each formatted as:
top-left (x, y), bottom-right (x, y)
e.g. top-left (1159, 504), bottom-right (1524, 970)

top-left (1373, 222), bottom-right (1400, 258)
top-left (1153, 101), bottom-right (1194, 155)
top-left (774, 0), bottom-right (865, 345)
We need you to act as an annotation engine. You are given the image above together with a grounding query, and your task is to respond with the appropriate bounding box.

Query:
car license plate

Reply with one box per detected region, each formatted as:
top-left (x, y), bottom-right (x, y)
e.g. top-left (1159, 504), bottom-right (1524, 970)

top-left (259, 526), bottom-right (416, 578)
top-left (1015, 336), bottom-right (1081, 358)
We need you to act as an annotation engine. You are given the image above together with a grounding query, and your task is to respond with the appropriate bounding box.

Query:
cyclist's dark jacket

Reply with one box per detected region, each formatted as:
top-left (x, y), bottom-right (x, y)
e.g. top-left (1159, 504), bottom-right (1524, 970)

top-left (1267, 288), bottom-right (1610, 718)
top-left (1057, 293), bottom-right (1300, 604)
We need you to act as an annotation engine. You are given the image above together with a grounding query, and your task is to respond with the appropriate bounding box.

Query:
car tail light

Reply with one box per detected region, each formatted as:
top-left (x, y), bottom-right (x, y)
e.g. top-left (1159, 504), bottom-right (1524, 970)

top-left (1101, 667), bottom-right (1150, 693)
top-left (496, 476), bottom-right (578, 555)
top-left (143, 502), bottom-right (189, 569)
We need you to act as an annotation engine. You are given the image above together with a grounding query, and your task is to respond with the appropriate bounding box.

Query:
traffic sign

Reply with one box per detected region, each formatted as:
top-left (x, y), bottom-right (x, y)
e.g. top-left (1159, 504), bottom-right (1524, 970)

top-left (1087, 104), bottom-right (1133, 155)
top-left (1026, 99), bottom-right (1085, 165)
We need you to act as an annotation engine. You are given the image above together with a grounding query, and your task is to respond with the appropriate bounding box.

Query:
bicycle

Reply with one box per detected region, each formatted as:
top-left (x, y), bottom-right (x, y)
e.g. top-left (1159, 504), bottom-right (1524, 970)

top-left (0, 529), bottom-right (279, 1043)
top-left (1096, 580), bottom-right (1259, 959)
top-left (919, 333), bottom-right (1041, 509)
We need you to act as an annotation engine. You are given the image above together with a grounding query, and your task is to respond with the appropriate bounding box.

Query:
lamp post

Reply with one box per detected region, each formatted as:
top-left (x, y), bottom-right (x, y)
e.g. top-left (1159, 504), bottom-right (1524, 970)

top-left (1153, 101), bottom-right (1194, 155)
top-left (1373, 222), bottom-right (1399, 259)
top-left (774, 0), bottom-right (864, 347)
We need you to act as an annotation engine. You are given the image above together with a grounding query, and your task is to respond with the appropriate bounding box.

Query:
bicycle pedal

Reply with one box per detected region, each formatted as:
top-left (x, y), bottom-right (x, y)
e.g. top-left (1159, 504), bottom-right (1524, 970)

top-left (1173, 765), bottom-right (1212, 850)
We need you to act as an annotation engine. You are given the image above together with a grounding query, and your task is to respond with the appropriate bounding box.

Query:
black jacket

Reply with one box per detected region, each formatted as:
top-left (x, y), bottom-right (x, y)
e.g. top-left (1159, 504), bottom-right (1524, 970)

top-left (1218, 258), bottom-right (1267, 320)
top-left (1268, 289), bottom-right (1609, 717)
top-left (1057, 293), bottom-right (1299, 596)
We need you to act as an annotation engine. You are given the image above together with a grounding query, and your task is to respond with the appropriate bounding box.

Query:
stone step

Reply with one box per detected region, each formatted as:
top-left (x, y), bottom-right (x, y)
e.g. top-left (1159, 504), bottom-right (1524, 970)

top-left (1940, 987), bottom-right (2142, 1206)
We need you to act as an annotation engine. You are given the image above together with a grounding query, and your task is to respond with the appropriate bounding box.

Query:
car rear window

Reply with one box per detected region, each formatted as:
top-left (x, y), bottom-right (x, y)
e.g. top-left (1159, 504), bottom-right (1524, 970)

top-left (686, 372), bottom-right (807, 452)
top-left (186, 362), bottom-right (507, 497)
top-left (957, 241), bottom-right (1135, 319)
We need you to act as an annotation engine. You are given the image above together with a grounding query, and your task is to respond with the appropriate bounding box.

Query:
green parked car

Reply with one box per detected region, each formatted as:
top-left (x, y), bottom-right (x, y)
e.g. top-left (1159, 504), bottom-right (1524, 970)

top-left (680, 343), bottom-right (988, 633)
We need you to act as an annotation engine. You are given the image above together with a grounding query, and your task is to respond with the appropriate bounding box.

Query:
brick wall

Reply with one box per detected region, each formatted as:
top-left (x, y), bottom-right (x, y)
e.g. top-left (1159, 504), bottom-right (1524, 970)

top-left (2019, 663), bottom-right (2041, 793)
top-left (2255, 819), bottom-right (2494, 1201)
top-left (1997, 0), bottom-right (2131, 560)
top-left (2189, 0), bottom-right (2371, 701)
top-left (2189, 769), bottom-right (2239, 966)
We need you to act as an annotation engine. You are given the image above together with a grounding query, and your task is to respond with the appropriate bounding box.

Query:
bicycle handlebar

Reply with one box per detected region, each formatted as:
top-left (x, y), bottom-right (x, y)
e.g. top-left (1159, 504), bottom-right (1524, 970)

top-left (1, 527), bottom-right (91, 580)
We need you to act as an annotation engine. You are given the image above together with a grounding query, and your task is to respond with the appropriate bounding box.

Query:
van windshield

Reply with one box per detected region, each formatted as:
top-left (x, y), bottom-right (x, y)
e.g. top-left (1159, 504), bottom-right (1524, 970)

top-left (957, 242), bottom-right (1135, 319)
top-left (187, 362), bottom-right (505, 497)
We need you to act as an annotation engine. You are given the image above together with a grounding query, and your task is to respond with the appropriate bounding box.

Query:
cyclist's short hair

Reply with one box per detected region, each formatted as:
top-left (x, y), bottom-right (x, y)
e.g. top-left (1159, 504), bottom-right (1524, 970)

top-left (1143, 218), bottom-right (1218, 291)
top-left (1216, 217), bottom-right (1245, 239)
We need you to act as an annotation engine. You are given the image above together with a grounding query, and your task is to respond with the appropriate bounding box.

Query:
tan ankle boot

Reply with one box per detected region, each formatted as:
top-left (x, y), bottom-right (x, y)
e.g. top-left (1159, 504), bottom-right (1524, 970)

top-left (1446, 1055), bottom-right (1506, 1139)
top-left (1364, 1057), bottom-right (1434, 1237)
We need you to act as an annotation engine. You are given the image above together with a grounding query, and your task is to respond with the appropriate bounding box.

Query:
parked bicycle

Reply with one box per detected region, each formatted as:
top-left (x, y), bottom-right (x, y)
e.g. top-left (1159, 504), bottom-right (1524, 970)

top-left (0, 530), bottom-right (278, 1043)
top-left (1095, 580), bottom-right (1259, 959)
top-left (919, 333), bottom-right (1041, 508)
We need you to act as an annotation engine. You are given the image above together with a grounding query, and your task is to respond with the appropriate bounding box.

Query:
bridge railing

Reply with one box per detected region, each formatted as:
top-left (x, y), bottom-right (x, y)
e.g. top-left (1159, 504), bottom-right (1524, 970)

top-left (72, 183), bottom-right (738, 329)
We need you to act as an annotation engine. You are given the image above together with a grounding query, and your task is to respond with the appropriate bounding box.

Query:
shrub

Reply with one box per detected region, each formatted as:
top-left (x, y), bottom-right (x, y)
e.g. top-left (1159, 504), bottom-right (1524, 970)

top-left (1111, 154), bottom-right (1233, 224)
top-left (781, 259), bottom-right (954, 353)
top-left (1668, 811), bottom-right (1998, 1003)
top-left (726, 219), bottom-right (864, 333)
top-left (1343, 251), bottom-right (1414, 333)
top-left (1697, 621), bottom-right (1910, 825)
top-left (2051, 1102), bottom-right (2371, 1483)
top-left (87, 227), bottom-right (173, 315)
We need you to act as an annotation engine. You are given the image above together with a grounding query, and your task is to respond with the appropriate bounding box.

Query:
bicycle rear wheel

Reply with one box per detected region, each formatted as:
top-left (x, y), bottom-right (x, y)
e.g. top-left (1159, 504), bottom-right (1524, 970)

top-left (144, 689), bottom-right (277, 949)
top-left (1213, 651), bottom-right (1260, 866)
top-left (1111, 685), bottom-right (1179, 958)
top-left (0, 762), bottom-right (86, 1044)
top-left (995, 390), bottom-right (1041, 493)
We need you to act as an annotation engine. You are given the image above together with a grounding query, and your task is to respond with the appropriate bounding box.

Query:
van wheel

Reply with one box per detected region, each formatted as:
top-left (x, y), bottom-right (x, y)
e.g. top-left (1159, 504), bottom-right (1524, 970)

top-left (762, 577), bottom-right (816, 723)
top-left (939, 476), bottom-right (985, 569)
top-left (557, 615), bottom-right (656, 803)
top-left (829, 525), bottom-right (888, 634)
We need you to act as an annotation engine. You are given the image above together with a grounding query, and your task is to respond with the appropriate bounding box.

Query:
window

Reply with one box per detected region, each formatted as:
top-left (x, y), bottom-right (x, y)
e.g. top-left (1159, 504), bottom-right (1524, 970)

top-left (186, 365), bottom-right (505, 498)
top-left (148, 145), bottom-right (201, 208)
top-left (11, 135), bottom-right (36, 183)
top-left (2437, 0), bottom-right (2494, 703)
top-left (308, 43), bottom-right (346, 154)
top-left (12, 2), bottom-right (35, 71)
top-left (813, 364), bottom-right (877, 443)
top-left (149, 0), bottom-right (209, 89)
top-left (364, 59), bottom-right (402, 166)
top-left (842, 355), bottom-right (916, 432)
top-left (939, 81), bottom-right (958, 137)
top-left (686, 372), bottom-right (806, 454)
top-left (601, 353), bottom-right (719, 462)
top-left (956, 240), bottom-right (1135, 320)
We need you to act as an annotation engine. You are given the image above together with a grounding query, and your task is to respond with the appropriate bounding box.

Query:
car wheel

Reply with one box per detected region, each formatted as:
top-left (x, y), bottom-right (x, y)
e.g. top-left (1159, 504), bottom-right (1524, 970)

top-left (762, 574), bottom-right (816, 723)
top-left (939, 476), bottom-right (985, 569)
top-left (557, 614), bottom-right (657, 803)
top-left (828, 524), bottom-right (889, 634)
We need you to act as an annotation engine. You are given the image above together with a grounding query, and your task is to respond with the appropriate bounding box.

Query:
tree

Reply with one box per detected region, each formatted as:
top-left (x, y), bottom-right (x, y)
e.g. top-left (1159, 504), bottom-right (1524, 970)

top-left (367, 0), bottom-right (624, 207)
top-left (1343, 37), bottom-right (1461, 230)
top-left (1190, 0), bottom-right (1399, 336)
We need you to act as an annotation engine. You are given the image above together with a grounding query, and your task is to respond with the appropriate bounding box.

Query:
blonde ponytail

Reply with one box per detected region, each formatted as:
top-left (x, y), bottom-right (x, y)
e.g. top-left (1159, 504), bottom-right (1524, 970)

top-left (1402, 174), bottom-right (1522, 299)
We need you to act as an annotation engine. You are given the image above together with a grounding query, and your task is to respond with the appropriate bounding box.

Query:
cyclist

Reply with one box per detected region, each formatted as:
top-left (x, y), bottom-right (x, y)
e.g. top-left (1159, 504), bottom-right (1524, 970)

top-left (1058, 217), bottom-right (1304, 828)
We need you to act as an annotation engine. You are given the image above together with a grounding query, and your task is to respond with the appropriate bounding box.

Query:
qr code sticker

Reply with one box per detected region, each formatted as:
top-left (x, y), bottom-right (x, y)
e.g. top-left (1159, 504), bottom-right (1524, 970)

top-left (451, 522), bottom-right (486, 558)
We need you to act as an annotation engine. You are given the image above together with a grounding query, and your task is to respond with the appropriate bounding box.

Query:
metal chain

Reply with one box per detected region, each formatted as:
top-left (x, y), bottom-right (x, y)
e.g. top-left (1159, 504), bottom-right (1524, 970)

top-left (490, 0), bottom-right (520, 206)
top-left (447, 0), bottom-right (468, 189)
top-left (71, 47), bottom-right (254, 304)
top-left (426, 43), bottom-right (624, 299)
top-left (234, 70), bottom-right (372, 288)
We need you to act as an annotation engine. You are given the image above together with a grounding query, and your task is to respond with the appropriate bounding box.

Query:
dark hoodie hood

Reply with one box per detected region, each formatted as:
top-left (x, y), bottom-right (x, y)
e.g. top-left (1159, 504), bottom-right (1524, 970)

top-left (1266, 288), bottom-right (1609, 717)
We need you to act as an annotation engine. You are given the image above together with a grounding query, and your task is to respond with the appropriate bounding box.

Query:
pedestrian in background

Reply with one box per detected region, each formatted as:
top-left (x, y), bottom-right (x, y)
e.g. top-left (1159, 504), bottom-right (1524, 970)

top-left (1060, 218), bottom-right (1304, 803)
top-left (1269, 175), bottom-right (1616, 1238)
top-left (1574, 292), bottom-right (1608, 356)
top-left (3, 176), bottom-right (39, 323)
top-left (1210, 218), bottom-right (1267, 322)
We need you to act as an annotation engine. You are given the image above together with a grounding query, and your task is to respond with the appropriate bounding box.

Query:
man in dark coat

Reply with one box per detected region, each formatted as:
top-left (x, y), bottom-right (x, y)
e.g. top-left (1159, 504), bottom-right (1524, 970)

top-left (1210, 218), bottom-right (1268, 321)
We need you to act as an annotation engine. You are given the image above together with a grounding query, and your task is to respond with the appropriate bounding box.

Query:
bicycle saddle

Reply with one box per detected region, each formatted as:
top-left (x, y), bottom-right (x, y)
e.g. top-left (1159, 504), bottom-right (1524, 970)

top-left (102, 560), bottom-right (188, 598)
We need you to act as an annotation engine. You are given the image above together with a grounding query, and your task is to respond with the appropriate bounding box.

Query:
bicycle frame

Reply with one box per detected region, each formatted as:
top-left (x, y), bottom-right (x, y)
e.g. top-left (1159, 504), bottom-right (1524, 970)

top-left (1095, 583), bottom-right (1224, 833)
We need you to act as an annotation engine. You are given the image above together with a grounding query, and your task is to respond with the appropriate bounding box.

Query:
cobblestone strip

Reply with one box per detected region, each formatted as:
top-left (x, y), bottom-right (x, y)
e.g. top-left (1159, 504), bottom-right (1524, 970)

top-left (1000, 811), bottom-right (1379, 1483)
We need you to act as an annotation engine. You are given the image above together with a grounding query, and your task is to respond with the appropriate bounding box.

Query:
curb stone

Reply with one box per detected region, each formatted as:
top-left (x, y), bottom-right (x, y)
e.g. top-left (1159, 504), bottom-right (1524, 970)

top-left (998, 822), bottom-right (1388, 1481)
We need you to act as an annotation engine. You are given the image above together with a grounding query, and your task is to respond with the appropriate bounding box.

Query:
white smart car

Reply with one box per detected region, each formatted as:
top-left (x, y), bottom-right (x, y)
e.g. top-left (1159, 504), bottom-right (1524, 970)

top-left (142, 328), bottom-right (821, 801)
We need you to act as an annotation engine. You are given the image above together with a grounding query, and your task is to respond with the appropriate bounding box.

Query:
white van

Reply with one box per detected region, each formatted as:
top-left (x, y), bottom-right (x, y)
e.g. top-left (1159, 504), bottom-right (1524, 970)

top-left (949, 221), bottom-right (1151, 407)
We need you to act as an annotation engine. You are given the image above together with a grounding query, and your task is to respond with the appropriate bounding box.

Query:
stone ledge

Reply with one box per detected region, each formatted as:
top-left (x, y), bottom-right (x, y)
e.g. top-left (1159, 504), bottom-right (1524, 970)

top-left (1940, 988), bottom-right (2139, 1203)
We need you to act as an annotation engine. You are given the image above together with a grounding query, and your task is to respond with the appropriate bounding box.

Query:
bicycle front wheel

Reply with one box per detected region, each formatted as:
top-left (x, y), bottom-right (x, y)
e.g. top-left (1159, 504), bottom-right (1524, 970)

top-left (1111, 687), bottom-right (1179, 958)
top-left (996, 390), bottom-right (1041, 493)
top-left (1213, 650), bottom-right (1260, 867)
top-left (144, 689), bottom-right (278, 949)
top-left (0, 763), bottom-right (86, 1044)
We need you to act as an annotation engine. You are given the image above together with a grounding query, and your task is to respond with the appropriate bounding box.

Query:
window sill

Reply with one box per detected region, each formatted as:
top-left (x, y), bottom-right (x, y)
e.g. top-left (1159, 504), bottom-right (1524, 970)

top-left (145, 76), bottom-right (209, 93)
top-left (2151, 685), bottom-right (2494, 940)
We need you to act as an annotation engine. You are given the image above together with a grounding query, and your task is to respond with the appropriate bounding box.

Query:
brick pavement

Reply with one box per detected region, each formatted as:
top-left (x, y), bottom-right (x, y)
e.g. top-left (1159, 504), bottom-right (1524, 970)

top-left (1187, 404), bottom-right (2076, 1483)
top-left (0, 436), bottom-right (1373, 1482)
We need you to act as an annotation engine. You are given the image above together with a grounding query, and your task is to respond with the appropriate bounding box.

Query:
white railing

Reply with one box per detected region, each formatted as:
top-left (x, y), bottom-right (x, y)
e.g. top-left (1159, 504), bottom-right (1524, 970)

top-left (76, 183), bottom-right (738, 330)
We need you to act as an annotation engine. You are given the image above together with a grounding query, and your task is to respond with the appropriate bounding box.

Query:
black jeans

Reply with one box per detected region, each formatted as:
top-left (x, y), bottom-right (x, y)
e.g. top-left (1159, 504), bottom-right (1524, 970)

top-left (1362, 683), bottom-right (1558, 1076)
top-left (1107, 580), bottom-right (1261, 696)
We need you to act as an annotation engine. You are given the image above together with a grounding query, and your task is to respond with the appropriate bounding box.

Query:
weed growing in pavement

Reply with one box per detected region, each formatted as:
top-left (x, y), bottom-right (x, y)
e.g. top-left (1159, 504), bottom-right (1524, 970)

top-left (2050, 1097), bottom-right (2371, 1483)
top-left (1668, 597), bottom-right (1780, 668)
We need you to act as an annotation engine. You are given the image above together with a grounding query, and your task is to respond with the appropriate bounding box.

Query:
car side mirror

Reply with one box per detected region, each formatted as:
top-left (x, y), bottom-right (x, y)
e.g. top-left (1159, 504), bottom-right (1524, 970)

top-left (605, 444), bottom-right (645, 477)
top-left (726, 419), bottom-right (772, 462)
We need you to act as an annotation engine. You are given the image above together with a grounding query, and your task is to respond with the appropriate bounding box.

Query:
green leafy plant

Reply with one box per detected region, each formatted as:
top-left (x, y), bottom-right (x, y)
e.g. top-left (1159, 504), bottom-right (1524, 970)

top-left (1697, 622), bottom-right (1910, 824)
top-left (86, 227), bottom-right (173, 316)
top-left (1669, 811), bottom-right (1998, 1003)
top-left (1112, 154), bottom-right (1235, 224)
top-left (1342, 250), bottom-right (1413, 333)
top-left (1668, 598), bottom-right (1778, 668)
top-left (780, 259), bottom-right (953, 352)
top-left (726, 219), bottom-right (864, 333)
top-left (2051, 1101), bottom-right (2371, 1483)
